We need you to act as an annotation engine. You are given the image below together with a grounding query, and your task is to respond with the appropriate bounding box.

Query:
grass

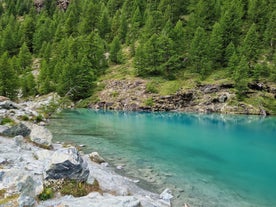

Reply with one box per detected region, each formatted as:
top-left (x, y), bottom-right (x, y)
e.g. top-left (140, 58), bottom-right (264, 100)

top-left (0, 190), bottom-right (19, 205)
top-left (144, 98), bottom-right (154, 106)
top-left (0, 117), bottom-right (14, 125)
top-left (60, 179), bottom-right (102, 197)
top-left (38, 179), bottom-right (102, 201)
top-left (243, 93), bottom-right (276, 115)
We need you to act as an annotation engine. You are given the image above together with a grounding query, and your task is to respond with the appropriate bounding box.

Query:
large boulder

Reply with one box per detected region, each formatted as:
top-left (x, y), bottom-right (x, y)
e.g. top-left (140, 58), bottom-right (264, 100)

top-left (28, 124), bottom-right (52, 147)
top-left (1, 123), bottom-right (31, 137)
top-left (46, 147), bottom-right (89, 181)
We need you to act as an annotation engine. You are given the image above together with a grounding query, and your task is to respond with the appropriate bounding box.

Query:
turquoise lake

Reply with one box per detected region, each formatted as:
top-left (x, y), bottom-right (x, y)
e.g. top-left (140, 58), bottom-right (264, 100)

top-left (48, 109), bottom-right (276, 207)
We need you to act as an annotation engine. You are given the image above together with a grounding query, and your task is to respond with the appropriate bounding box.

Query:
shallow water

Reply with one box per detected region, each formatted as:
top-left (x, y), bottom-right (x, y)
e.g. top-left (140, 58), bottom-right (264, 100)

top-left (48, 109), bottom-right (276, 207)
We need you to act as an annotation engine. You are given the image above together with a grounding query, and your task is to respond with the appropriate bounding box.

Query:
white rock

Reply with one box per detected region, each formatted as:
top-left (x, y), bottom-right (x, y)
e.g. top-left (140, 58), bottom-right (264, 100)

top-left (28, 124), bottom-right (52, 147)
top-left (160, 188), bottom-right (173, 202)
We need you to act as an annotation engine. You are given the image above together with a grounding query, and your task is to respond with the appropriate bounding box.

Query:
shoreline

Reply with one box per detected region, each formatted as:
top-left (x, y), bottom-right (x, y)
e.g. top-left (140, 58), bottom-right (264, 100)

top-left (0, 95), bottom-right (174, 207)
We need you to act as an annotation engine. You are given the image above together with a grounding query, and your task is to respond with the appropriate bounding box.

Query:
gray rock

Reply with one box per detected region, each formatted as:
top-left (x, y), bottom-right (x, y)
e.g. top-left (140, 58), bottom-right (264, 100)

top-left (218, 94), bottom-right (228, 103)
top-left (18, 195), bottom-right (36, 207)
top-left (2, 123), bottom-right (31, 137)
top-left (39, 192), bottom-right (141, 207)
top-left (14, 135), bottom-right (24, 147)
top-left (46, 147), bottom-right (89, 181)
top-left (89, 152), bottom-right (105, 164)
top-left (0, 100), bottom-right (19, 109)
top-left (0, 171), bottom-right (4, 181)
top-left (28, 124), bottom-right (52, 147)
top-left (0, 125), bottom-right (9, 133)
top-left (17, 175), bottom-right (37, 207)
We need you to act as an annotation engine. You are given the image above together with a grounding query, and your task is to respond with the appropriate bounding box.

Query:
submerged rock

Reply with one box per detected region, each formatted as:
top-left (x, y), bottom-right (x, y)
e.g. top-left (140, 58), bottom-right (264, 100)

top-left (89, 152), bottom-right (105, 164)
top-left (46, 147), bottom-right (89, 181)
top-left (2, 123), bottom-right (31, 137)
top-left (160, 188), bottom-right (173, 203)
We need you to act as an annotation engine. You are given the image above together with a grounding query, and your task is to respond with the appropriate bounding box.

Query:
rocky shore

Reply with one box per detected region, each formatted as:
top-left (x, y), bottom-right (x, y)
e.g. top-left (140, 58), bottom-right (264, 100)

top-left (0, 96), bottom-right (173, 207)
top-left (91, 79), bottom-right (276, 115)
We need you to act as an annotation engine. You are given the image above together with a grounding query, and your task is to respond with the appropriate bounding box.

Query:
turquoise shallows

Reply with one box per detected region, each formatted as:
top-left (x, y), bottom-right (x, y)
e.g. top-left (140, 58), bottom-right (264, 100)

top-left (48, 109), bottom-right (276, 207)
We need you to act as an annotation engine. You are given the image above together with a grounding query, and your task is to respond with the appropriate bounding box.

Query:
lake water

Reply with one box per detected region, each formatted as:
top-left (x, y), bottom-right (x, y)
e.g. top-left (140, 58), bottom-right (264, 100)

top-left (48, 109), bottom-right (276, 207)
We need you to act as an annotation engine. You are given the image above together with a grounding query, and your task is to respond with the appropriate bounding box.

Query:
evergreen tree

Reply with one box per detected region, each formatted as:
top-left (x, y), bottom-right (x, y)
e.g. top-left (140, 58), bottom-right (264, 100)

top-left (240, 23), bottom-right (259, 64)
top-left (98, 8), bottom-right (111, 40)
top-left (110, 36), bottom-right (123, 64)
top-left (234, 55), bottom-right (248, 99)
top-left (0, 52), bottom-right (18, 99)
top-left (208, 22), bottom-right (224, 68)
top-left (118, 13), bottom-right (128, 43)
top-left (18, 42), bottom-right (32, 72)
top-left (188, 27), bottom-right (208, 75)
top-left (21, 72), bottom-right (36, 97)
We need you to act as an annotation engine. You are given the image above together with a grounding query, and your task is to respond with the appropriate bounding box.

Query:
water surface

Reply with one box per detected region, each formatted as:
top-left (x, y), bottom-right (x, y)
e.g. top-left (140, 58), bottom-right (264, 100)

top-left (48, 110), bottom-right (276, 207)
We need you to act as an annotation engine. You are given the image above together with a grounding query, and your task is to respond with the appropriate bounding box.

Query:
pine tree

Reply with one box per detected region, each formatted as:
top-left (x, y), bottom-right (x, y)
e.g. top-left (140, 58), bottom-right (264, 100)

top-left (240, 23), bottom-right (259, 64)
top-left (208, 22), bottom-right (224, 68)
top-left (189, 27), bottom-right (208, 75)
top-left (171, 20), bottom-right (185, 53)
top-left (118, 13), bottom-right (128, 43)
top-left (0, 52), bottom-right (18, 99)
top-left (110, 36), bottom-right (123, 64)
top-left (21, 72), bottom-right (36, 97)
top-left (219, 0), bottom-right (244, 48)
top-left (234, 55), bottom-right (248, 99)
top-left (18, 42), bottom-right (32, 72)
top-left (98, 8), bottom-right (111, 40)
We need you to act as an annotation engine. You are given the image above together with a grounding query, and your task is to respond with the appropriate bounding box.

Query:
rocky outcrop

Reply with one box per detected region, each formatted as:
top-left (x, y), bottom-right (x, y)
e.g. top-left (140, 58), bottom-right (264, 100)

top-left (91, 79), bottom-right (276, 115)
top-left (45, 147), bottom-right (89, 181)
top-left (1, 123), bottom-right (31, 137)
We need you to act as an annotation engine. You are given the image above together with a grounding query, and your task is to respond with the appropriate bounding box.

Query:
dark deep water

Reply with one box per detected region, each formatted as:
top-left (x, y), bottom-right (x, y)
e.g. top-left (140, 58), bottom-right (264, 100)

top-left (48, 109), bottom-right (276, 207)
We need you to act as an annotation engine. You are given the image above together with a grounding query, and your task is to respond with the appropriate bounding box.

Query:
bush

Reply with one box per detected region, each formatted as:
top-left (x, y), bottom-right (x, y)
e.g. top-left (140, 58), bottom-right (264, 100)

top-left (38, 188), bottom-right (54, 201)
top-left (19, 115), bottom-right (29, 121)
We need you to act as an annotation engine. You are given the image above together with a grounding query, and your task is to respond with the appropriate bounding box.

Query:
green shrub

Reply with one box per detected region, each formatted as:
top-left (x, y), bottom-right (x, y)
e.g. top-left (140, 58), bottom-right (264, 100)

top-left (19, 115), bottom-right (29, 121)
top-left (35, 115), bottom-right (43, 123)
top-left (38, 188), bottom-right (54, 201)
top-left (0, 117), bottom-right (14, 125)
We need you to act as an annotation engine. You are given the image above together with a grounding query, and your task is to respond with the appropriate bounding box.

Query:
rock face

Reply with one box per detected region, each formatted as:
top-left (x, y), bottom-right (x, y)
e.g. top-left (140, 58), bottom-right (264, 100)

top-left (46, 147), bottom-right (89, 181)
top-left (28, 124), bottom-right (53, 147)
top-left (1, 123), bottom-right (31, 137)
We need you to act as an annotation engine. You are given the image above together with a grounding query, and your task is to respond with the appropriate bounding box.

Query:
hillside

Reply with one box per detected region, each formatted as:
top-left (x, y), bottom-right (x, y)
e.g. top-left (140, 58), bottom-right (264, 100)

top-left (0, 0), bottom-right (275, 114)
